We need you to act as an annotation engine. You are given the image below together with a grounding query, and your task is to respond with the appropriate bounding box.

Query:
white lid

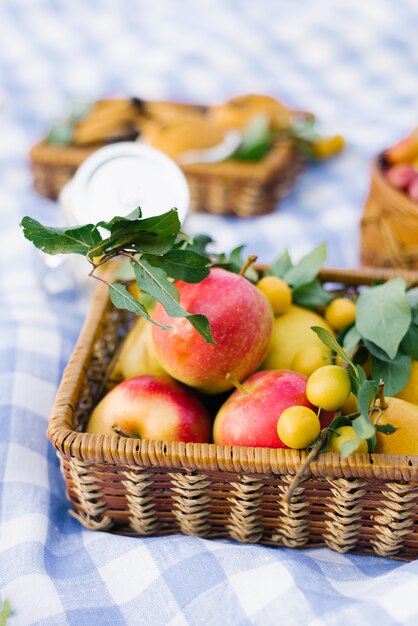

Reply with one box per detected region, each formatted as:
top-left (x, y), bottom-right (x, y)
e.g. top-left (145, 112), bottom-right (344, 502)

top-left (65, 142), bottom-right (190, 225)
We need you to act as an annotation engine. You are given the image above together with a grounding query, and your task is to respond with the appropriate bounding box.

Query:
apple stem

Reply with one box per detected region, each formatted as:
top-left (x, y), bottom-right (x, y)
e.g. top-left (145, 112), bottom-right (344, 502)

top-left (377, 379), bottom-right (388, 410)
top-left (226, 372), bottom-right (250, 395)
top-left (112, 424), bottom-right (140, 439)
top-left (239, 254), bottom-right (258, 277)
top-left (283, 428), bottom-right (328, 507)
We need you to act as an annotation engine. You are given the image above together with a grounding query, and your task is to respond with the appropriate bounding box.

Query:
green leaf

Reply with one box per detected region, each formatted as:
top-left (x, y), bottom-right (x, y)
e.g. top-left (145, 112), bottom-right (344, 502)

top-left (376, 423), bottom-right (398, 435)
top-left (144, 250), bottom-right (210, 283)
top-left (343, 325), bottom-right (361, 354)
top-left (229, 245), bottom-right (247, 268)
top-left (233, 115), bottom-right (273, 162)
top-left (132, 258), bottom-right (215, 344)
top-left (356, 279), bottom-right (411, 359)
top-left (94, 232), bottom-right (176, 258)
top-left (133, 259), bottom-right (180, 303)
top-left (363, 338), bottom-right (394, 363)
top-left (312, 325), bottom-right (361, 395)
top-left (357, 379), bottom-right (378, 419)
top-left (341, 438), bottom-right (364, 458)
top-left (0, 599), bottom-right (12, 626)
top-left (356, 364), bottom-right (367, 383)
top-left (68, 99), bottom-right (92, 122)
top-left (352, 414), bottom-right (376, 440)
top-left (113, 258), bottom-right (136, 281)
top-left (348, 370), bottom-right (360, 396)
top-left (311, 326), bottom-right (356, 373)
top-left (329, 415), bottom-right (353, 431)
top-left (371, 352), bottom-right (411, 396)
top-left (400, 322), bottom-right (418, 359)
top-left (214, 245), bottom-right (258, 281)
top-left (97, 207), bottom-right (142, 230)
top-left (90, 209), bottom-right (181, 258)
top-left (283, 243), bottom-right (327, 288)
top-left (291, 118), bottom-right (320, 143)
top-left (130, 209), bottom-right (181, 238)
top-left (406, 287), bottom-right (418, 309)
top-left (292, 279), bottom-right (333, 308)
top-left (267, 249), bottom-right (293, 279)
top-left (20, 217), bottom-right (102, 255)
top-left (181, 234), bottom-right (213, 255)
top-left (109, 283), bottom-right (168, 328)
top-left (214, 244), bottom-right (247, 273)
top-left (47, 122), bottom-right (74, 145)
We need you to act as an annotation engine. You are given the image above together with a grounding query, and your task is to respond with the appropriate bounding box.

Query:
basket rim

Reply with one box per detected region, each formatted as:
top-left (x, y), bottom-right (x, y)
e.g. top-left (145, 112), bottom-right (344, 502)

top-left (48, 265), bottom-right (418, 482)
top-left (30, 136), bottom-right (301, 183)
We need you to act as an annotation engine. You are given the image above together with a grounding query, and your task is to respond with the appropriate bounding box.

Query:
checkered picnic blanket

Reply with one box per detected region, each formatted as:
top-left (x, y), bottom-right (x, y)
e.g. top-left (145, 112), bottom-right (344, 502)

top-left (1, 0), bottom-right (418, 624)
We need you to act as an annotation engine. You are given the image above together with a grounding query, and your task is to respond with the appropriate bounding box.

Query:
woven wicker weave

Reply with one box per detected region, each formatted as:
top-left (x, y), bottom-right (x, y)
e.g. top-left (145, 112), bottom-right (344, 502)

top-left (361, 159), bottom-right (418, 269)
top-left (30, 138), bottom-right (305, 218)
top-left (49, 267), bottom-right (418, 560)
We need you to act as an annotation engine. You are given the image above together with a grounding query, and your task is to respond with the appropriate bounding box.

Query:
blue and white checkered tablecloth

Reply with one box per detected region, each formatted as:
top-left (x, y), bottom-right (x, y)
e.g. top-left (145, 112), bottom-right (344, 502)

top-left (1, 0), bottom-right (418, 624)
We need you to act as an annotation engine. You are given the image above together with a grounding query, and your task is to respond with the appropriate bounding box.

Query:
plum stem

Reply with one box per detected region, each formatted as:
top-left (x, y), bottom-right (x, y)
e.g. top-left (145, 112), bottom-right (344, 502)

top-left (226, 372), bottom-right (250, 395)
top-left (239, 254), bottom-right (258, 276)
top-left (283, 428), bottom-right (328, 507)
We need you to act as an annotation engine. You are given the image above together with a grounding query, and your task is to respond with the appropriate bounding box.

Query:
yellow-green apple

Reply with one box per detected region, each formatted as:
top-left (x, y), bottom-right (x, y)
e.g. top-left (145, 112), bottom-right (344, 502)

top-left (86, 374), bottom-right (211, 442)
top-left (110, 316), bottom-right (165, 381)
top-left (213, 369), bottom-right (332, 448)
top-left (151, 268), bottom-right (274, 393)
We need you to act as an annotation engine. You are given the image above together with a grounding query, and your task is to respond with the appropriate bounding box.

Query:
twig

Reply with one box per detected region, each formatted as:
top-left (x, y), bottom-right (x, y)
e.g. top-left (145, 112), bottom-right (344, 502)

top-left (119, 251), bottom-right (141, 265)
top-left (88, 270), bottom-right (112, 288)
top-left (283, 429), bottom-right (328, 506)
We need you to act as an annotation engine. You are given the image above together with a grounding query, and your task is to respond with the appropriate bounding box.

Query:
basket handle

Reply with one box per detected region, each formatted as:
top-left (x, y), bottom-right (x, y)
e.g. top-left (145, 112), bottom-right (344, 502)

top-left (318, 267), bottom-right (418, 286)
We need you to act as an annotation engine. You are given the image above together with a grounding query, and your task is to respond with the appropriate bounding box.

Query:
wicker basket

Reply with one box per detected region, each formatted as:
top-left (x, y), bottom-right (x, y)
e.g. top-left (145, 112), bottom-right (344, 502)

top-left (30, 138), bottom-right (305, 218)
top-left (360, 159), bottom-right (418, 269)
top-left (49, 267), bottom-right (418, 561)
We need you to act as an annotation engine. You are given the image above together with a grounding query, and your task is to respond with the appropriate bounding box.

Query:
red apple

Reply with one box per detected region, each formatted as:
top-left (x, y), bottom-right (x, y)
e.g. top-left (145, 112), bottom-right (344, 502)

top-left (86, 375), bottom-right (211, 443)
top-left (151, 268), bottom-right (274, 393)
top-left (213, 369), bottom-right (317, 448)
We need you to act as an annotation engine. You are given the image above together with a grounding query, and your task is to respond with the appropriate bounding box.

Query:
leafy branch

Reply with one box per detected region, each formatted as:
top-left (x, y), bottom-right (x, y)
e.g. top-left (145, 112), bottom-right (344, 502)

top-left (21, 207), bottom-right (216, 343)
top-left (266, 243), bottom-right (332, 308)
top-left (311, 326), bottom-right (400, 456)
